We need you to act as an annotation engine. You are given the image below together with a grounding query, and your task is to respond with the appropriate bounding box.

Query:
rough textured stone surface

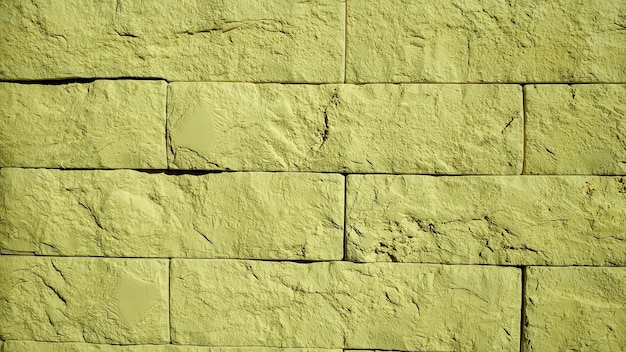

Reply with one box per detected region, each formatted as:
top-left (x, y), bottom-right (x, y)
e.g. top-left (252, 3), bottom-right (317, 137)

top-left (0, 256), bottom-right (169, 344)
top-left (3, 341), bottom-right (340, 352)
top-left (0, 81), bottom-right (166, 169)
top-left (346, 175), bottom-right (626, 265)
top-left (525, 267), bottom-right (626, 351)
top-left (347, 0), bottom-right (626, 83)
top-left (0, 0), bottom-right (344, 82)
top-left (171, 260), bottom-right (521, 350)
top-left (525, 84), bottom-right (626, 175)
top-left (0, 168), bottom-right (343, 260)
top-left (168, 83), bottom-right (522, 173)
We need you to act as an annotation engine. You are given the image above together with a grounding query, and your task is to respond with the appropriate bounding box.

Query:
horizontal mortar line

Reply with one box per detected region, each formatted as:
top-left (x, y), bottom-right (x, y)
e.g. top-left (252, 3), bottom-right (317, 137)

top-left (0, 77), bottom-right (168, 85)
top-left (0, 341), bottom-right (434, 351)
top-left (0, 341), bottom-right (332, 349)
top-left (1, 253), bottom-right (624, 268)
top-left (2, 78), bottom-right (625, 85)
top-left (1, 167), bottom-right (625, 177)
top-left (349, 81), bottom-right (626, 85)
top-left (345, 349), bottom-right (453, 352)
top-left (0, 253), bottom-right (332, 262)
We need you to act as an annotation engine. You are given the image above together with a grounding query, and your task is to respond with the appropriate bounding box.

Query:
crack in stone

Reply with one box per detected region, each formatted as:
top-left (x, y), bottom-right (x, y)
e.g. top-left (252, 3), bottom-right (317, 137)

top-left (371, 212), bottom-right (552, 262)
top-left (114, 29), bottom-right (140, 38)
top-left (384, 291), bottom-right (400, 306)
top-left (466, 36), bottom-right (471, 69)
top-left (501, 116), bottom-right (517, 133)
top-left (42, 242), bottom-right (61, 254)
top-left (592, 234), bottom-right (625, 242)
top-left (324, 215), bottom-right (342, 229)
top-left (502, 244), bottom-right (540, 254)
top-left (617, 177), bottom-right (626, 194)
top-left (192, 223), bottom-right (212, 245)
top-left (76, 201), bottom-right (104, 230)
top-left (34, 273), bottom-right (68, 307)
top-left (174, 146), bottom-right (223, 169)
top-left (180, 19), bottom-right (291, 36)
top-left (316, 89), bottom-right (340, 151)
top-left (449, 285), bottom-right (489, 304)
top-left (51, 261), bottom-right (66, 283)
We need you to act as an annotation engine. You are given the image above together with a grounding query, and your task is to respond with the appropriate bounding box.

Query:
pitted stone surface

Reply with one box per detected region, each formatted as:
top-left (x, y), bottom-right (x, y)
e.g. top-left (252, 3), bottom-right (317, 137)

top-left (525, 267), bottom-right (626, 351)
top-left (525, 84), bottom-right (626, 175)
top-left (346, 175), bottom-right (626, 265)
top-left (347, 0), bottom-right (626, 83)
top-left (0, 168), bottom-right (343, 259)
top-left (0, 0), bottom-right (344, 82)
top-left (0, 81), bottom-right (166, 169)
top-left (4, 341), bottom-right (341, 352)
top-left (171, 260), bottom-right (521, 350)
top-left (167, 83), bottom-right (522, 174)
top-left (0, 256), bottom-right (169, 344)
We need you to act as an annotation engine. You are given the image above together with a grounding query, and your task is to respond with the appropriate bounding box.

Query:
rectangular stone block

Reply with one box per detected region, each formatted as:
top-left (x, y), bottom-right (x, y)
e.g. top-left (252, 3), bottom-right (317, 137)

top-left (525, 84), bottom-right (626, 175)
top-left (0, 0), bottom-right (344, 82)
top-left (171, 260), bottom-right (521, 351)
top-left (346, 175), bottom-right (626, 265)
top-left (0, 80), bottom-right (166, 168)
top-left (3, 341), bottom-right (341, 352)
top-left (0, 168), bottom-right (343, 260)
top-left (524, 267), bottom-right (626, 351)
top-left (347, 0), bottom-right (626, 83)
top-left (0, 256), bottom-right (169, 344)
top-left (168, 83), bottom-right (522, 174)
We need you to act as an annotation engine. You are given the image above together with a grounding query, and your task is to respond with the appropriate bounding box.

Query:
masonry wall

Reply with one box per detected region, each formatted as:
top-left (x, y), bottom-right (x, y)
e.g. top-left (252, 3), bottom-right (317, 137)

top-left (0, 1), bottom-right (625, 351)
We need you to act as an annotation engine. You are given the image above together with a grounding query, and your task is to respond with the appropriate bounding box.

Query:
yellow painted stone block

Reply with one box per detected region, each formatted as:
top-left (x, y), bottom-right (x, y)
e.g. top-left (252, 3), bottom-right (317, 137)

top-left (171, 260), bottom-right (521, 350)
top-left (346, 175), bottom-right (626, 265)
top-left (347, 0), bottom-right (626, 83)
top-left (0, 0), bottom-right (344, 82)
top-left (525, 267), bottom-right (626, 351)
top-left (0, 168), bottom-right (343, 260)
top-left (525, 84), bottom-right (626, 175)
top-left (3, 341), bottom-right (341, 352)
top-left (168, 83), bottom-right (522, 174)
top-left (0, 256), bottom-right (169, 344)
top-left (0, 81), bottom-right (166, 168)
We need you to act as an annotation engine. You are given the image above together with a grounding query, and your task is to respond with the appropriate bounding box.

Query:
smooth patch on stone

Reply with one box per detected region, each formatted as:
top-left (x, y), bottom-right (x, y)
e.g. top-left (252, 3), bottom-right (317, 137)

top-left (0, 256), bottom-right (169, 344)
top-left (167, 83), bottom-right (522, 174)
top-left (525, 84), bottom-right (626, 175)
top-left (3, 341), bottom-right (342, 352)
top-left (171, 260), bottom-right (521, 350)
top-left (0, 168), bottom-right (343, 260)
top-left (0, 80), bottom-right (166, 169)
top-left (346, 175), bottom-right (626, 265)
top-left (524, 267), bottom-right (626, 351)
top-left (347, 0), bottom-right (626, 83)
top-left (0, 0), bottom-right (344, 82)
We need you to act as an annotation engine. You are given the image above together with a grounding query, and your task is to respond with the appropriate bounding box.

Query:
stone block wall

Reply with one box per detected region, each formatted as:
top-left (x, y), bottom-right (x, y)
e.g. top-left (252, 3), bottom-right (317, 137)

top-left (1, 1), bottom-right (625, 351)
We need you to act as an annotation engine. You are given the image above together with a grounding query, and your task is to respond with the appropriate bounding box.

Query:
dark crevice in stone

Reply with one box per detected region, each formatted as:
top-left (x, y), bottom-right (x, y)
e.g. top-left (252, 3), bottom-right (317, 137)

top-left (0, 77), bottom-right (168, 85)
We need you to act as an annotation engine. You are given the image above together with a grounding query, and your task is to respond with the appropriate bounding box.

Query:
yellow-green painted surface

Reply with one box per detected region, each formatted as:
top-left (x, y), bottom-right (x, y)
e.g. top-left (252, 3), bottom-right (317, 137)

top-left (0, 168), bottom-right (344, 259)
top-left (171, 260), bottom-right (520, 350)
top-left (525, 267), bottom-right (626, 351)
top-left (346, 175), bottom-right (626, 265)
top-left (4, 341), bottom-right (341, 352)
top-left (168, 83), bottom-right (523, 173)
top-left (0, 0), bottom-right (624, 350)
top-left (0, 256), bottom-right (169, 344)
top-left (0, 0), bottom-right (344, 82)
top-left (347, 0), bottom-right (626, 83)
top-left (525, 84), bottom-right (626, 175)
top-left (0, 81), bottom-right (167, 169)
